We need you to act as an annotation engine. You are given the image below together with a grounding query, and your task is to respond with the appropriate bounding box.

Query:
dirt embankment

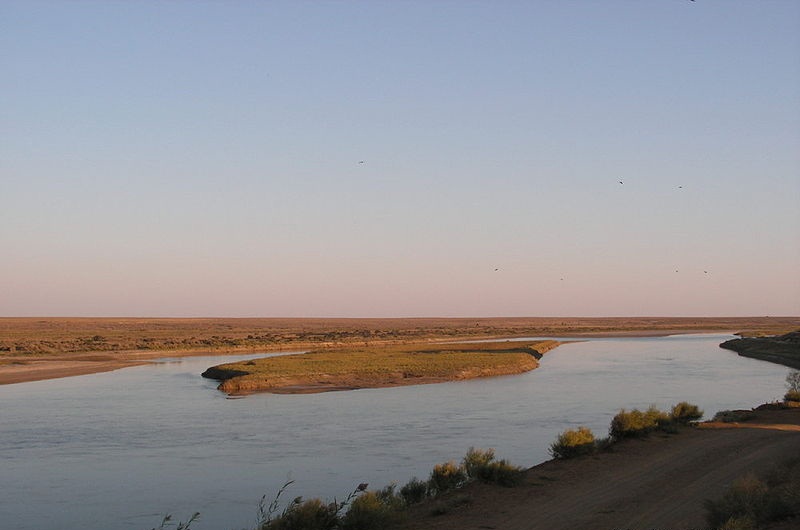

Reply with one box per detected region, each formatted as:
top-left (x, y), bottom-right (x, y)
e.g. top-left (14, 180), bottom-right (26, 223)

top-left (720, 331), bottom-right (800, 370)
top-left (400, 407), bottom-right (800, 530)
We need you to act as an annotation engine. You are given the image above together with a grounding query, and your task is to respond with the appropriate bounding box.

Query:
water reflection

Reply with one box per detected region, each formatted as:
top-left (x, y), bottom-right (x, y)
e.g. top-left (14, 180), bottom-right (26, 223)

top-left (0, 334), bottom-right (789, 530)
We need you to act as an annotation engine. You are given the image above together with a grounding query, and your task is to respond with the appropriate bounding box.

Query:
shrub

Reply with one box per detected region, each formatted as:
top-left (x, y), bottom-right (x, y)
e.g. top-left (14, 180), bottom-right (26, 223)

top-left (645, 405), bottom-right (673, 429)
top-left (462, 447), bottom-right (523, 486)
top-left (594, 436), bottom-right (614, 452)
top-left (609, 406), bottom-right (677, 439)
top-left (473, 459), bottom-right (523, 487)
top-left (462, 447), bottom-right (495, 477)
top-left (671, 401), bottom-right (703, 424)
top-left (609, 408), bottom-right (652, 439)
top-left (786, 370), bottom-right (800, 393)
top-left (340, 486), bottom-right (405, 530)
top-left (261, 498), bottom-right (338, 530)
top-left (428, 461), bottom-right (467, 495)
top-left (399, 477), bottom-right (429, 505)
top-left (705, 474), bottom-right (794, 529)
top-left (549, 427), bottom-right (596, 459)
top-left (785, 389), bottom-right (800, 403)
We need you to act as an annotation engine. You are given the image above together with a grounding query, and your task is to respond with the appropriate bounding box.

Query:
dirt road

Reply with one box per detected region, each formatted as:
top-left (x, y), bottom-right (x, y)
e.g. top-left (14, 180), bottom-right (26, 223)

top-left (402, 408), bottom-right (800, 530)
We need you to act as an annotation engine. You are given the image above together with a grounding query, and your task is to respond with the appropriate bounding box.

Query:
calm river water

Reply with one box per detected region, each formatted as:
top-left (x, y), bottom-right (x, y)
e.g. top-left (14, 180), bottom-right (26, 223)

top-left (0, 334), bottom-right (790, 530)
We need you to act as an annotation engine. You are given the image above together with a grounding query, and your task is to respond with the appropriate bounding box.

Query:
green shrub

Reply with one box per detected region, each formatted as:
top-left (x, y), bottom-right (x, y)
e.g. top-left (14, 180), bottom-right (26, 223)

top-left (428, 461), bottom-right (467, 495)
top-left (594, 436), bottom-right (614, 452)
top-left (461, 447), bottom-right (523, 486)
top-left (399, 477), bottom-right (429, 505)
top-left (609, 408), bottom-right (652, 438)
top-left (785, 389), bottom-right (800, 402)
top-left (340, 486), bottom-right (405, 530)
top-left (261, 498), bottom-right (338, 530)
top-left (671, 401), bottom-right (703, 424)
top-left (462, 447), bottom-right (495, 477)
top-left (549, 427), bottom-right (596, 459)
top-left (474, 459), bottom-right (523, 487)
top-left (786, 370), bottom-right (800, 393)
top-left (609, 406), bottom-right (677, 439)
top-left (645, 405), bottom-right (673, 429)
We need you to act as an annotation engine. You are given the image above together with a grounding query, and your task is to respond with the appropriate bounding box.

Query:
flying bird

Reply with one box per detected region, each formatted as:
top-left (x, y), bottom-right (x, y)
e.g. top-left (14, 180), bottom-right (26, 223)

top-left (358, 160), bottom-right (365, 164)
top-left (618, 180), bottom-right (623, 185)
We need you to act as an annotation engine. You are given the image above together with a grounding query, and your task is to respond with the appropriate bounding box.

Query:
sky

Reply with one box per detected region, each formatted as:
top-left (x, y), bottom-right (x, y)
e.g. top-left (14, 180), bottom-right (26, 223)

top-left (1, 1), bottom-right (799, 318)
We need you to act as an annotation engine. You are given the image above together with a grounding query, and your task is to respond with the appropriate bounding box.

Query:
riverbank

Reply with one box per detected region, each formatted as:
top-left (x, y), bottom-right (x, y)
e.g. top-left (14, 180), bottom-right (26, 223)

top-left (400, 405), bottom-right (800, 530)
top-left (720, 331), bottom-right (800, 370)
top-left (3, 316), bottom-right (798, 385)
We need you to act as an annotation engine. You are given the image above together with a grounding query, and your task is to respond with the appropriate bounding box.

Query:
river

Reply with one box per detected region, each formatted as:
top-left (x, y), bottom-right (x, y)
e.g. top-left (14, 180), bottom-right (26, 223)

top-left (0, 334), bottom-right (790, 530)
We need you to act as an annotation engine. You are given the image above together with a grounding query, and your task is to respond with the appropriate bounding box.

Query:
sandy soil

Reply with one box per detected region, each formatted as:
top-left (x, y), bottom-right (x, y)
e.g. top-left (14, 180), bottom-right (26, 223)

top-left (401, 408), bottom-right (800, 530)
top-left (0, 350), bottom-right (226, 385)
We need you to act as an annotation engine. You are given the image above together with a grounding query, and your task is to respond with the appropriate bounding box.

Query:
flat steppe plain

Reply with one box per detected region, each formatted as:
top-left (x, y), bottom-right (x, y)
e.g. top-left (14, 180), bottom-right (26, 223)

top-left (1, 316), bottom-right (799, 385)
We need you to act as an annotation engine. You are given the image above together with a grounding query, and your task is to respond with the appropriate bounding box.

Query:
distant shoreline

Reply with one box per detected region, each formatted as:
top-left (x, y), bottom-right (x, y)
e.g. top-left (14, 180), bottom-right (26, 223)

top-left (0, 330), bottom-right (718, 386)
top-left (2, 316), bottom-right (798, 386)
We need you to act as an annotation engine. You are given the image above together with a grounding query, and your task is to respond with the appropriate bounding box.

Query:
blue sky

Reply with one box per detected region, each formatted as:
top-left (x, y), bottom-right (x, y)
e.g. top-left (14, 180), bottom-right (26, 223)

top-left (1, 1), bottom-right (798, 317)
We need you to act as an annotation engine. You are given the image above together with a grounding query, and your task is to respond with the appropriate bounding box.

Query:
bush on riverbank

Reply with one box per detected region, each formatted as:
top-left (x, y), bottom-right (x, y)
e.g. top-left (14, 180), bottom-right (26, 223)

top-left (398, 477), bottom-right (427, 505)
top-left (671, 401), bottom-right (704, 424)
top-left (340, 485), bottom-right (406, 530)
top-left (462, 447), bottom-right (524, 486)
top-left (609, 406), bottom-right (668, 439)
top-left (785, 370), bottom-right (800, 402)
top-left (255, 447), bottom-right (523, 530)
top-left (609, 402), bottom-right (703, 439)
top-left (428, 461), bottom-right (468, 494)
top-left (549, 427), bottom-right (597, 459)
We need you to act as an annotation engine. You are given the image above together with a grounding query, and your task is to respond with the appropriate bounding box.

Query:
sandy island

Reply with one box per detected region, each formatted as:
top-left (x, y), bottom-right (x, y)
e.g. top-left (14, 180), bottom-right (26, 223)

top-left (201, 340), bottom-right (560, 395)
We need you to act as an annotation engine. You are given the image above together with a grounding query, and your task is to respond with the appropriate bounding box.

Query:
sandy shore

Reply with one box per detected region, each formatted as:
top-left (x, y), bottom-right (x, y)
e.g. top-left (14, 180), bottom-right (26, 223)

top-left (0, 349), bottom-right (243, 385)
top-left (401, 406), bottom-right (800, 530)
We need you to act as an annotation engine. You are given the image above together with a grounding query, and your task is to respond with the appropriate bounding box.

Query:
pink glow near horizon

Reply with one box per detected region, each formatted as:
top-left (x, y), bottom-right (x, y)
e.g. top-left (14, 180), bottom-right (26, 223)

top-left (2, 2), bottom-right (798, 318)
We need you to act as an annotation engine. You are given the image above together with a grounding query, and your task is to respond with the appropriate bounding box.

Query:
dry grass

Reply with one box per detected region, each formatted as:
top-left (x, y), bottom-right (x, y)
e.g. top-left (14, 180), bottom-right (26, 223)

top-left (2, 316), bottom-right (797, 357)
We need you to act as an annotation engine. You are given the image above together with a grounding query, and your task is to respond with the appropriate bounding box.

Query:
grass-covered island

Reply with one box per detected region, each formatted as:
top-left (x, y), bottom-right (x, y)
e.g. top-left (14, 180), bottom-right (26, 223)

top-left (720, 331), bottom-right (800, 370)
top-left (202, 340), bottom-right (560, 395)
